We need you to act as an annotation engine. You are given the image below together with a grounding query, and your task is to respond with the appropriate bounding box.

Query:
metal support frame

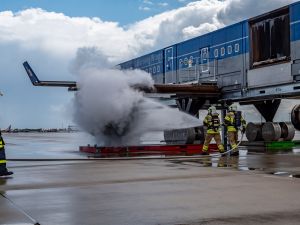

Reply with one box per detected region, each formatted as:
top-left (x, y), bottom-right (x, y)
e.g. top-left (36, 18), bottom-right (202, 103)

top-left (253, 99), bottom-right (281, 122)
top-left (176, 98), bottom-right (206, 116)
top-left (221, 106), bottom-right (228, 152)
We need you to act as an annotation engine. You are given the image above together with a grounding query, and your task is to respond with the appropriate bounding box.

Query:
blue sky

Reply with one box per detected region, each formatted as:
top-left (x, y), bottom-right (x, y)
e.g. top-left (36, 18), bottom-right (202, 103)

top-left (0, 0), bottom-right (297, 129)
top-left (0, 0), bottom-right (190, 25)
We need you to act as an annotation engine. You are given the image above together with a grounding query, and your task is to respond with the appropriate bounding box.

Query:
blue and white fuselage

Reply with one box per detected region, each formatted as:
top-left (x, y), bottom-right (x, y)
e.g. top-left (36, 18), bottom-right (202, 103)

top-left (119, 2), bottom-right (300, 103)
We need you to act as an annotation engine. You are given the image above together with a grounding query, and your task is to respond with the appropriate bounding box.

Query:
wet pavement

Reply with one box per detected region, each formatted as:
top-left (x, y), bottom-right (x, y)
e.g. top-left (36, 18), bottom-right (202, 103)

top-left (1, 133), bottom-right (300, 225)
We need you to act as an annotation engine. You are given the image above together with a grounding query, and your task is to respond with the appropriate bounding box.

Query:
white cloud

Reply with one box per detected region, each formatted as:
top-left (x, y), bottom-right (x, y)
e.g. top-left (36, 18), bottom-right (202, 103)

top-left (182, 22), bottom-right (219, 39)
top-left (1, 0), bottom-right (297, 64)
top-left (139, 6), bottom-right (151, 11)
top-left (0, 8), bottom-right (135, 62)
top-left (218, 0), bottom-right (296, 24)
top-left (143, 0), bottom-right (154, 5)
top-left (158, 2), bottom-right (169, 7)
top-left (0, 0), bottom-right (298, 127)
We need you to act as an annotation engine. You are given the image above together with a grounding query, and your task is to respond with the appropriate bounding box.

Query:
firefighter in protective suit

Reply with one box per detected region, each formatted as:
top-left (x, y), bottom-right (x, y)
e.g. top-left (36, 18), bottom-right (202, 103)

top-left (202, 106), bottom-right (224, 155)
top-left (224, 104), bottom-right (246, 156)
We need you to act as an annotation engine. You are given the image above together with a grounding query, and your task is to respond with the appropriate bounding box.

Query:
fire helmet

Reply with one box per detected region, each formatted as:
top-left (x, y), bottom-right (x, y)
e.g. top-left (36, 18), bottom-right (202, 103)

top-left (229, 104), bottom-right (237, 112)
top-left (208, 106), bottom-right (217, 114)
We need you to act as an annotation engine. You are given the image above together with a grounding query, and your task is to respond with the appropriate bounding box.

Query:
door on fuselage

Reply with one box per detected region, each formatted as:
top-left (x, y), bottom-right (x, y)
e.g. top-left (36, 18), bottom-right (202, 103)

top-left (200, 47), bottom-right (210, 76)
top-left (164, 47), bottom-right (176, 83)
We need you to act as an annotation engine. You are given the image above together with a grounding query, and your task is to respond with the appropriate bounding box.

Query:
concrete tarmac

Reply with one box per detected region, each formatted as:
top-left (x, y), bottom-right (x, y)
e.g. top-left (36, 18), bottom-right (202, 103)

top-left (1, 152), bottom-right (300, 225)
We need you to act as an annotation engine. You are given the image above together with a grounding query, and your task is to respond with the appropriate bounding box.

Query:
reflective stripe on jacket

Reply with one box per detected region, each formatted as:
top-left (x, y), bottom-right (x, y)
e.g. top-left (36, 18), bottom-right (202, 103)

top-left (0, 138), bottom-right (7, 164)
top-left (0, 139), bottom-right (4, 150)
top-left (203, 113), bottom-right (221, 134)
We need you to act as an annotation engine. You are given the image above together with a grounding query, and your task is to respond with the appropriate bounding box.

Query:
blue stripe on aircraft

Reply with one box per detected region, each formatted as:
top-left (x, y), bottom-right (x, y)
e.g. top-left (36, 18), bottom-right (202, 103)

top-left (121, 2), bottom-right (300, 73)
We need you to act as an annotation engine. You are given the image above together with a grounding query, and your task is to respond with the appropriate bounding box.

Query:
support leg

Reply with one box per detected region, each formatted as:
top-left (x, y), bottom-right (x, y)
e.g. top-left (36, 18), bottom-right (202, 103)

top-left (221, 108), bottom-right (227, 152)
top-left (254, 99), bottom-right (281, 122)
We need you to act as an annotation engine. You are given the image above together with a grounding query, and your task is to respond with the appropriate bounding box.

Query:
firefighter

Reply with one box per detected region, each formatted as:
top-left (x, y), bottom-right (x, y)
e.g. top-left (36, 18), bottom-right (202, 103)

top-left (224, 104), bottom-right (246, 156)
top-left (202, 106), bottom-right (224, 155)
top-left (0, 130), bottom-right (13, 176)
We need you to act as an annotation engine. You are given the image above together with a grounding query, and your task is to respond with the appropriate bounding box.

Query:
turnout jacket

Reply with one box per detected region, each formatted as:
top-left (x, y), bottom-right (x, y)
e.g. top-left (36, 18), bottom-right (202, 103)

top-left (224, 111), bottom-right (246, 132)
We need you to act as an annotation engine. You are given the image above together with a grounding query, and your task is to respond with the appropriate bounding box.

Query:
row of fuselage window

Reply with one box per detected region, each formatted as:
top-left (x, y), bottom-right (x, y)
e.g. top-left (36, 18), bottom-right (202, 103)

top-left (142, 43), bottom-right (240, 74)
top-left (214, 43), bottom-right (240, 58)
top-left (179, 43), bottom-right (241, 65)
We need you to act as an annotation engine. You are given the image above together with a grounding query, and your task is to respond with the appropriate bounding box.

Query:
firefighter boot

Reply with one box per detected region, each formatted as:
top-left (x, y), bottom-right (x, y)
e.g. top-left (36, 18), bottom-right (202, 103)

top-left (0, 168), bottom-right (13, 176)
top-left (202, 145), bottom-right (209, 155)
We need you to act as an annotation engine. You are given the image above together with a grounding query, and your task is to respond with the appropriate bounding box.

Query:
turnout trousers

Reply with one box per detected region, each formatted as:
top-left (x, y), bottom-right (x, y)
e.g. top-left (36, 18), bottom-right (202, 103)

top-left (202, 133), bottom-right (224, 153)
top-left (0, 147), bottom-right (8, 173)
top-left (228, 131), bottom-right (239, 151)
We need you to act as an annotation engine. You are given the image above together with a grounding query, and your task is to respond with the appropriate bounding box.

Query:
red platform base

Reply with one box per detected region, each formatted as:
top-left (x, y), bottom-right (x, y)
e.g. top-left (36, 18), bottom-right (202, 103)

top-left (79, 144), bottom-right (218, 157)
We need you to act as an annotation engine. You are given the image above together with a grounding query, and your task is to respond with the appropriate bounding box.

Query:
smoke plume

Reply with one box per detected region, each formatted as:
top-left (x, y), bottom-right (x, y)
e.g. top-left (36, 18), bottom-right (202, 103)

top-left (72, 48), bottom-right (201, 146)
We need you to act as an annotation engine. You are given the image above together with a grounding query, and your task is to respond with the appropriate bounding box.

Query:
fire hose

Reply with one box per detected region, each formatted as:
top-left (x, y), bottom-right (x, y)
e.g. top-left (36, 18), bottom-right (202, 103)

top-left (0, 193), bottom-right (40, 225)
top-left (209, 130), bottom-right (245, 158)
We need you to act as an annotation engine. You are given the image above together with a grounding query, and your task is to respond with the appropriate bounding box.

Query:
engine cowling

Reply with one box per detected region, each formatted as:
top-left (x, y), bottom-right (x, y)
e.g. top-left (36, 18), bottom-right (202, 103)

top-left (291, 104), bottom-right (300, 130)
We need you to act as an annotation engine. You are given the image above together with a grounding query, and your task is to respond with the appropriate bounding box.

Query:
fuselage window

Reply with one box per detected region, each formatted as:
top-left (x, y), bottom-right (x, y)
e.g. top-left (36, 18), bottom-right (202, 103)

top-left (157, 65), bottom-right (160, 73)
top-left (153, 66), bottom-right (156, 73)
top-left (214, 49), bottom-right (219, 58)
top-left (235, 43), bottom-right (240, 53)
top-left (228, 45), bottom-right (232, 54)
top-left (221, 47), bottom-right (225, 56)
top-left (149, 67), bottom-right (152, 74)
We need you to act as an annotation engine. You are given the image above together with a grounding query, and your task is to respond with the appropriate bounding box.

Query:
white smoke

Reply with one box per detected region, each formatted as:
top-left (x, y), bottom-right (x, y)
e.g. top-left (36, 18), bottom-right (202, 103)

top-left (71, 48), bottom-right (201, 146)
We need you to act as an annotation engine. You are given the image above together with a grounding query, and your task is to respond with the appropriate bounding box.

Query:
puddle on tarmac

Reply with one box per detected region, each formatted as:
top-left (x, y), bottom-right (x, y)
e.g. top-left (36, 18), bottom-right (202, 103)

top-left (268, 171), bottom-right (300, 179)
top-left (169, 150), bottom-right (300, 179)
top-left (170, 157), bottom-right (243, 169)
top-left (248, 167), bottom-right (265, 171)
top-left (289, 174), bottom-right (300, 178)
top-left (270, 171), bottom-right (289, 176)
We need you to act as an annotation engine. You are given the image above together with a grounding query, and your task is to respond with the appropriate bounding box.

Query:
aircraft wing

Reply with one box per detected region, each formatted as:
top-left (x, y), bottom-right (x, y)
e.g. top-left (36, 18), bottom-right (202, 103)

top-left (22, 61), bottom-right (220, 96)
top-left (23, 61), bottom-right (78, 91)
